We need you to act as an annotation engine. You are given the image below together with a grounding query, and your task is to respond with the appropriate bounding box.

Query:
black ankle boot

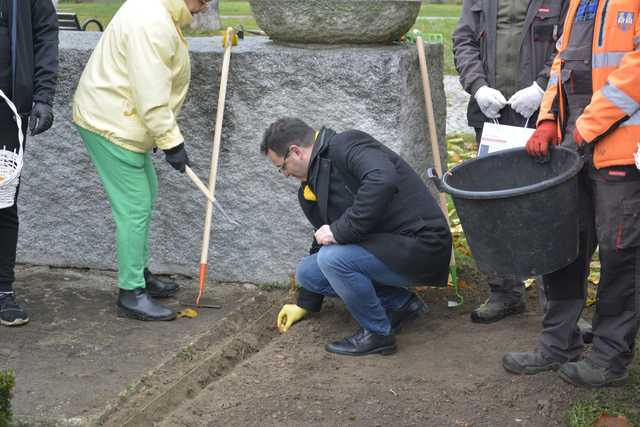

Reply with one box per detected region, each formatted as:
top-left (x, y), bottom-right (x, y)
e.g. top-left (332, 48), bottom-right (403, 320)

top-left (144, 268), bottom-right (179, 298)
top-left (117, 288), bottom-right (176, 321)
top-left (387, 293), bottom-right (428, 332)
top-left (325, 328), bottom-right (396, 356)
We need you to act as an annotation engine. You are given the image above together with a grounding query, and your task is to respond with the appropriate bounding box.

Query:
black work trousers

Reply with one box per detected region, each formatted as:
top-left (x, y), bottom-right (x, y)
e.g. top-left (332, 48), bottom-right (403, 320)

top-left (0, 117), bottom-right (26, 292)
top-left (540, 162), bottom-right (640, 373)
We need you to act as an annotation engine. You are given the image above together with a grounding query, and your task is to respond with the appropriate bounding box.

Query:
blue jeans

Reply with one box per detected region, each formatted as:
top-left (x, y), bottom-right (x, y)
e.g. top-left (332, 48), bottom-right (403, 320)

top-left (296, 244), bottom-right (413, 335)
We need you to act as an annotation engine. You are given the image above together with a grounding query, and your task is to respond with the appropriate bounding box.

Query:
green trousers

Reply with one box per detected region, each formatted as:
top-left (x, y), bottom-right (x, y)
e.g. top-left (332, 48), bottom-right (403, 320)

top-left (77, 126), bottom-right (157, 290)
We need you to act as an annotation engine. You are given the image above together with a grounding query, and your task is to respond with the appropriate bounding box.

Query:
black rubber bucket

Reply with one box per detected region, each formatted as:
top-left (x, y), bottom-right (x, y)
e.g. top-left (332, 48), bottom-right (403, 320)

top-left (429, 146), bottom-right (584, 279)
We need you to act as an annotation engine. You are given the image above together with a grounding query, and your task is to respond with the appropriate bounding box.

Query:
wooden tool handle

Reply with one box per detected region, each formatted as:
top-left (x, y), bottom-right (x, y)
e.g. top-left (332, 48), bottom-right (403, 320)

top-left (416, 36), bottom-right (457, 268)
top-left (200, 27), bottom-right (235, 265)
top-left (185, 166), bottom-right (214, 204)
top-left (416, 36), bottom-right (448, 222)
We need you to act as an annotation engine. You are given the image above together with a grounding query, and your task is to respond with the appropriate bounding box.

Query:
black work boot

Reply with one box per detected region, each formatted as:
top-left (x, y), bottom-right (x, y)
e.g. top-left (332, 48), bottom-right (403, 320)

top-left (502, 351), bottom-right (570, 375)
top-left (387, 293), bottom-right (429, 332)
top-left (144, 268), bottom-right (179, 298)
top-left (0, 292), bottom-right (29, 327)
top-left (117, 288), bottom-right (177, 321)
top-left (325, 328), bottom-right (396, 356)
top-left (559, 359), bottom-right (629, 388)
top-left (470, 292), bottom-right (527, 324)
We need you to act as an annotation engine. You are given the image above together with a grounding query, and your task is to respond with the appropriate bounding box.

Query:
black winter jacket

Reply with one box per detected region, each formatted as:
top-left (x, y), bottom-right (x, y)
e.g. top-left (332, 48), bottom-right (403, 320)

top-left (4, 0), bottom-right (58, 116)
top-left (296, 128), bottom-right (452, 312)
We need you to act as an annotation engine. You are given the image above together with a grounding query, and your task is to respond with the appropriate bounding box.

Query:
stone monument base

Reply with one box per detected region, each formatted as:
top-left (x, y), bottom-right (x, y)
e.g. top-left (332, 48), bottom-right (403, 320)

top-left (17, 33), bottom-right (446, 285)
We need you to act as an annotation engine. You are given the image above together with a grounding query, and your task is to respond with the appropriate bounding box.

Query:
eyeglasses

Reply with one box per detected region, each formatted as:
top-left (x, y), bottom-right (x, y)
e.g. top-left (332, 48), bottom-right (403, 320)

top-left (277, 148), bottom-right (292, 174)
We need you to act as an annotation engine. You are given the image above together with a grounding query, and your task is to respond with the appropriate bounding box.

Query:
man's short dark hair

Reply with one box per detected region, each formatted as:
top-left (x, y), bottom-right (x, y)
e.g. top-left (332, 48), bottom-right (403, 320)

top-left (260, 118), bottom-right (314, 157)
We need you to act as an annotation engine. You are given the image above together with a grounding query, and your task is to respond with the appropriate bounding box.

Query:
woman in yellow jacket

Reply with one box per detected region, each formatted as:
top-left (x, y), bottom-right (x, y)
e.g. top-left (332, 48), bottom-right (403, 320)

top-left (506, 0), bottom-right (640, 388)
top-left (73, 0), bottom-right (209, 321)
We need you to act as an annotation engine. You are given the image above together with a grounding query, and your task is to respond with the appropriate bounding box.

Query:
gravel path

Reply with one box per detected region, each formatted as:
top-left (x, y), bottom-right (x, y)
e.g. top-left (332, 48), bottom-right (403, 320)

top-left (444, 74), bottom-right (474, 135)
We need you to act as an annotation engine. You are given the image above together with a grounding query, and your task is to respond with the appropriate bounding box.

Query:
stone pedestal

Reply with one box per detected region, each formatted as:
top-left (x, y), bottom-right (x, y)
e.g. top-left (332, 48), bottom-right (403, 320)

top-left (17, 32), bottom-right (446, 285)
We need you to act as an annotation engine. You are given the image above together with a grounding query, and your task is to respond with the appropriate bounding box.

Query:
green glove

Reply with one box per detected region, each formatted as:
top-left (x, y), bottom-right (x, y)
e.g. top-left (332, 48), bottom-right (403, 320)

top-left (277, 304), bottom-right (308, 333)
top-left (404, 29), bottom-right (425, 43)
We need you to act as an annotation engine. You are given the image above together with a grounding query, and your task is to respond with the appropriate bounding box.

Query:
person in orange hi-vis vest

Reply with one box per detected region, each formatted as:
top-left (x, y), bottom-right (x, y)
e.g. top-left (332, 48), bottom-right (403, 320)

top-left (503, 0), bottom-right (640, 388)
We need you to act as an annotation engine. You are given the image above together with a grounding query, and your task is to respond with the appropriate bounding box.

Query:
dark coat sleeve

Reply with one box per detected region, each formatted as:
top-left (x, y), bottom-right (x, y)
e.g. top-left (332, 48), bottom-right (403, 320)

top-left (452, 0), bottom-right (488, 97)
top-left (534, 0), bottom-right (570, 90)
top-left (328, 133), bottom-right (400, 244)
top-left (30, 0), bottom-right (58, 106)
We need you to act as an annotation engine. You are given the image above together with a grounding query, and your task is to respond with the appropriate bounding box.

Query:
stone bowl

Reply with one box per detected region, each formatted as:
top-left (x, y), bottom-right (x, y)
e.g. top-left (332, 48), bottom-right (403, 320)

top-left (249, 0), bottom-right (421, 45)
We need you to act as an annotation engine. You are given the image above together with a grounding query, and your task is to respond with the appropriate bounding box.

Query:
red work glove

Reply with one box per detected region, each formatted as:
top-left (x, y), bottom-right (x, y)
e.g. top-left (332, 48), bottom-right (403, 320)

top-left (573, 127), bottom-right (586, 148)
top-left (525, 120), bottom-right (559, 157)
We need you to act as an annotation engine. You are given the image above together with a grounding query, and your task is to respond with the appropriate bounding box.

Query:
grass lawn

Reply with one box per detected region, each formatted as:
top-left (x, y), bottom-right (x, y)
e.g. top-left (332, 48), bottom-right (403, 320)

top-left (56, 0), bottom-right (257, 33)
top-left (56, 1), bottom-right (121, 28)
top-left (412, 18), bottom-right (457, 75)
top-left (420, 3), bottom-right (461, 17)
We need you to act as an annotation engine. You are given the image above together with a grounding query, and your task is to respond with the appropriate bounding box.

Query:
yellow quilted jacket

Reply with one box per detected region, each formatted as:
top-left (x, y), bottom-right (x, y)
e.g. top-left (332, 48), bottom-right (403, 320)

top-left (73, 0), bottom-right (192, 153)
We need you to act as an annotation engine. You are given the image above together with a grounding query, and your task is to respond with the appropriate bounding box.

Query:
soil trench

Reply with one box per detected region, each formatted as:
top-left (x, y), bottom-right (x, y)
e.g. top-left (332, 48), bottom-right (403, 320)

top-left (156, 296), bottom-right (582, 427)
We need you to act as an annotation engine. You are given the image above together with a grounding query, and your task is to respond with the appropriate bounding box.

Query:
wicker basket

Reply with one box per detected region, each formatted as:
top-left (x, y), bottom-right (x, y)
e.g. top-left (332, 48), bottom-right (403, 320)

top-left (0, 89), bottom-right (24, 209)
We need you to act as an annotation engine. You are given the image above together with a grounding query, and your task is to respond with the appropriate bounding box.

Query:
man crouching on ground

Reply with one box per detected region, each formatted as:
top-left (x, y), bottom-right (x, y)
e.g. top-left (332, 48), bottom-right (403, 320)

top-left (261, 118), bottom-right (452, 356)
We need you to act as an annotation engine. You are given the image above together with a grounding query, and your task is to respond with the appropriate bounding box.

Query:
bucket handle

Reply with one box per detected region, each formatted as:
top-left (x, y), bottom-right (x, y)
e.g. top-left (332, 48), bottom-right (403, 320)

top-left (427, 167), bottom-right (444, 192)
top-left (492, 118), bottom-right (531, 128)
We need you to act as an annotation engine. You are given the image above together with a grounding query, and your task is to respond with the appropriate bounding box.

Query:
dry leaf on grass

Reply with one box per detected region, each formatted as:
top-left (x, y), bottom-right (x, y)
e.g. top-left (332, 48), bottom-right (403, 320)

top-left (593, 413), bottom-right (633, 427)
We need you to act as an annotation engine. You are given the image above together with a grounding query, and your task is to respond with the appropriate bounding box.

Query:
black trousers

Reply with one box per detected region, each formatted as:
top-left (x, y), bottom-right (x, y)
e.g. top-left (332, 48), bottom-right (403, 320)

top-left (539, 161), bottom-right (640, 372)
top-left (0, 117), bottom-right (26, 292)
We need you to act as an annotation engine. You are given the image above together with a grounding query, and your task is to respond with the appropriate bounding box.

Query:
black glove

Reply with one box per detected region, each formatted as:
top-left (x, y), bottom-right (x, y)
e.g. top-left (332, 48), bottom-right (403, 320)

top-left (163, 143), bottom-right (190, 173)
top-left (29, 102), bottom-right (54, 136)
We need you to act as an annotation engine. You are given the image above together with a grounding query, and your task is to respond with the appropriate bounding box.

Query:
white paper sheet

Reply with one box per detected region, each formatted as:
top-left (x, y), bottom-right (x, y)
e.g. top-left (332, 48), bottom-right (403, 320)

top-left (478, 122), bottom-right (535, 157)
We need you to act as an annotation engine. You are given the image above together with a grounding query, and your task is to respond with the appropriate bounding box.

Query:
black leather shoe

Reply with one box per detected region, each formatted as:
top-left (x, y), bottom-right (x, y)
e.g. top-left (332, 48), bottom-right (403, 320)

top-left (325, 328), bottom-right (396, 356)
top-left (387, 293), bottom-right (428, 332)
top-left (117, 288), bottom-right (177, 321)
top-left (144, 268), bottom-right (179, 298)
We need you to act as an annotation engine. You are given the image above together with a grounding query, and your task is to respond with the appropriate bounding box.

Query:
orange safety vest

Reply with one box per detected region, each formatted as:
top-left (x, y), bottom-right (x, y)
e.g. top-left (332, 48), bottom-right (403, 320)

top-left (538, 0), bottom-right (640, 169)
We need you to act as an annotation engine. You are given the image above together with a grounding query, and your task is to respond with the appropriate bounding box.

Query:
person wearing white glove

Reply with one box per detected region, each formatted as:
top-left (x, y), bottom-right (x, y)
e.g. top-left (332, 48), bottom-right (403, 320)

top-left (508, 82), bottom-right (545, 119)
top-left (474, 85), bottom-right (508, 119)
top-left (453, 0), bottom-right (569, 144)
top-left (453, 0), bottom-right (570, 326)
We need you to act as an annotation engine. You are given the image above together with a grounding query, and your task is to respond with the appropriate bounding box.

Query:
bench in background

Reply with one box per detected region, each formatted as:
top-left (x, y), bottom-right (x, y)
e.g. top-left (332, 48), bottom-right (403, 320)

top-left (57, 12), bottom-right (104, 32)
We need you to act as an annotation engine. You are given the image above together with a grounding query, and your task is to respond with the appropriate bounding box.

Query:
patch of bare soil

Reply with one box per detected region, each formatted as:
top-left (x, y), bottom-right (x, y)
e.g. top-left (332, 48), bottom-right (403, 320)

top-left (1, 265), bottom-right (281, 425)
top-left (157, 285), bottom-right (593, 427)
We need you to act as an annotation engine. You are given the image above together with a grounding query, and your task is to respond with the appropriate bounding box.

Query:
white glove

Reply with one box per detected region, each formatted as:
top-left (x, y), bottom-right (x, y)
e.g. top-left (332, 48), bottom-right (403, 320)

top-left (474, 86), bottom-right (508, 119)
top-left (508, 82), bottom-right (545, 119)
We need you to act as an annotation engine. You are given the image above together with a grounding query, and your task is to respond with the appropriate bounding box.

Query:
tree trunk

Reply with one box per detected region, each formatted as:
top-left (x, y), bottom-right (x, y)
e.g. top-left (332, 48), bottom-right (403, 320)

top-left (190, 0), bottom-right (222, 32)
